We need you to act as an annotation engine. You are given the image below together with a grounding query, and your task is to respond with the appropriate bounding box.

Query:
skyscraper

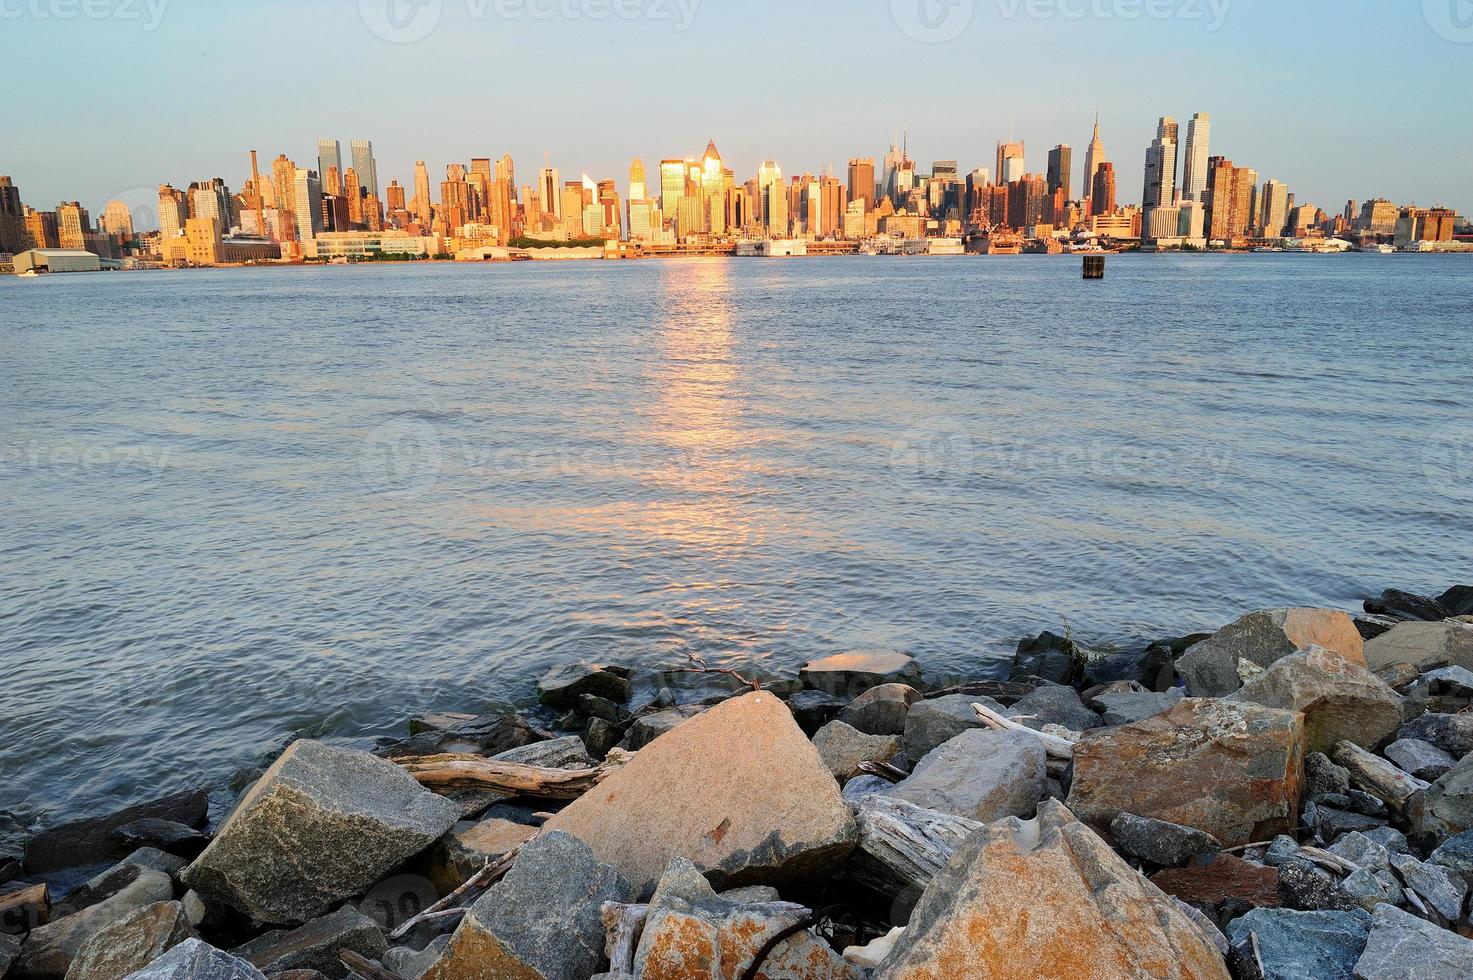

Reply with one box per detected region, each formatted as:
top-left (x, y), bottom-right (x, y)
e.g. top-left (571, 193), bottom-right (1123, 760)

top-left (293, 169), bottom-right (324, 240)
top-left (413, 161), bottom-right (432, 227)
top-left (628, 159), bottom-right (646, 203)
top-left (56, 202), bottom-right (90, 250)
top-left (880, 143), bottom-right (906, 205)
top-left (996, 140), bottom-right (1025, 185)
top-left (158, 184), bottom-right (188, 240)
top-left (0, 176), bottom-right (26, 253)
top-left (317, 140), bottom-right (343, 190)
top-left (540, 165), bottom-right (563, 221)
top-left (349, 141), bottom-right (379, 202)
top-left (102, 200), bottom-right (135, 239)
top-left (1142, 116), bottom-right (1179, 209)
top-left (1083, 114), bottom-right (1107, 210)
top-left (1091, 162), bottom-right (1117, 216)
top-left (1259, 179), bottom-right (1290, 237)
top-left (658, 160), bottom-right (684, 222)
top-left (848, 158), bottom-right (875, 211)
top-left (1181, 113), bottom-right (1211, 203)
top-left (1046, 144), bottom-right (1072, 200)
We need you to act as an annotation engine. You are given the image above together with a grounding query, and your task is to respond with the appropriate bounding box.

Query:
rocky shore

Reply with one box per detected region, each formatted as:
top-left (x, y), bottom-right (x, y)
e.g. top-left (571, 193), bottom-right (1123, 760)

top-left (4, 585), bottom-right (1473, 979)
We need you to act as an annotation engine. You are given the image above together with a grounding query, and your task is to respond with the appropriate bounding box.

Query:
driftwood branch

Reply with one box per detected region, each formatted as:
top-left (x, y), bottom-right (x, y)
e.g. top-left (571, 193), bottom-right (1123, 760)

top-left (857, 760), bottom-right (909, 784)
top-left (388, 837), bottom-right (535, 940)
top-left (341, 950), bottom-right (404, 980)
top-left (601, 901), bottom-right (650, 974)
top-left (850, 794), bottom-right (983, 896)
top-left (671, 653), bottom-right (761, 691)
top-left (393, 752), bottom-right (632, 798)
top-left (972, 702), bottom-right (1076, 759)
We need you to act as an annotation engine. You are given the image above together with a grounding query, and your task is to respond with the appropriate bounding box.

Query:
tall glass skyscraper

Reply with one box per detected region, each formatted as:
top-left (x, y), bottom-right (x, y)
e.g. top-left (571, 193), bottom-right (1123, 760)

top-left (316, 139), bottom-right (343, 191)
top-left (350, 140), bottom-right (379, 202)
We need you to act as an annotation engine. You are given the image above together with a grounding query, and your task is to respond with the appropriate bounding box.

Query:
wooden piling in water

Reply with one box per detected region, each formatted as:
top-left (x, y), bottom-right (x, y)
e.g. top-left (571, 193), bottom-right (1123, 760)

top-left (1082, 255), bottom-right (1105, 279)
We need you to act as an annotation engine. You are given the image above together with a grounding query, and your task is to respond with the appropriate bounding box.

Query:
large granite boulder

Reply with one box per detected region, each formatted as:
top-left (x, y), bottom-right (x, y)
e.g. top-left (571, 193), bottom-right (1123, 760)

top-left (899, 694), bottom-right (1002, 763)
top-left (423, 831), bottom-right (630, 980)
top-left (180, 740), bottom-right (459, 925)
top-left (1383, 739), bottom-right (1458, 782)
top-left (24, 791), bottom-right (208, 874)
top-left (632, 858), bottom-right (858, 979)
top-left (811, 721), bottom-right (901, 782)
top-left (13, 868), bottom-right (174, 979)
top-left (1228, 646), bottom-right (1403, 754)
top-left (1066, 698), bottom-right (1305, 847)
top-left (799, 650), bottom-right (921, 696)
top-left (888, 730), bottom-right (1046, 823)
top-left (837, 683), bottom-right (921, 736)
top-left (1352, 903), bottom-right (1473, 978)
top-left (1177, 608), bottom-right (1364, 697)
top-left (1224, 908), bottom-right (1370, 980)
top-left (544, 692), bottom-right (856, 892)
top-left (1365, 620), bottom-right (1473, 672)
top-left (873, 800), bottom-right (1229, 979)
top-left (116, 940), bottom-right (265, 980)
top-left (230, 906), bottom-right (386, 979)
top-left (63, 902), bottom-right (193, 980)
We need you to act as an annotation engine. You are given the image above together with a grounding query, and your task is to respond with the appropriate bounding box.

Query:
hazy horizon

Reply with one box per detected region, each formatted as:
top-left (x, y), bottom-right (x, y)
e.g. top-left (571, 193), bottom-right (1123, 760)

top-left (6, 0), bottom-right (1472, 219)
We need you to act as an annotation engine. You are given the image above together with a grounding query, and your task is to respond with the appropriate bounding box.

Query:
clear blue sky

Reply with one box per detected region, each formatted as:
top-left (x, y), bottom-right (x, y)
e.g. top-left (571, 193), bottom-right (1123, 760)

top-left (5, 0), bottom-right (1471, 220)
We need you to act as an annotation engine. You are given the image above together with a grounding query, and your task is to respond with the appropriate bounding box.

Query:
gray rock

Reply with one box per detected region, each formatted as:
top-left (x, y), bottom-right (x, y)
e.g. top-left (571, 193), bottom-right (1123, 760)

top-left (379, 712), bottom-right (540, 760)
top-left (1352, 903), bottom-right (1473, 978)
top-left (1279, 858), bottom-right (1359, 912)
top-left (116, 848), bottom-right (188, 880)
top-left (1388, 852), bottom-right (1467, 924)
top-left (1265, 836), bottom-right (1301, 867)
top-left (180, 740), bottom-right (459, 925)
top-left (116, 940), bottom-right (266, 980)
top-left (1430, 830), bottom-right (1473, 881)
top-left (899, 694), bottom-right (1003, 763)
top-left (1341, 869), bottom-right (1402, 912)
top-left (63, 901), bottom-right (194, 980)
top-left (837, 683), bottom-right (921, 736)
top-left (1441, 586), bottom-right (1473, 617)
top-left (1003, 684), bottom-right (1101, 732)
top-left (577, 694), bottom-right (631, 725)
top-left (2, 935), bottom-right (21, 978)
top-left (1090, 688), bottom-right (1185, 726)
top-left (811, 721), bottom-right (901, 781)
top-left (423, 832), bottom-right (631, 980)
top-left (1177, 608), bottom-right (1365, 698)
top-left (1358, 827), bottom-right (1412, 855)
top-left (1109, 813), bottom-right (1221, 867)
top-left (784, 689), bottom-right (847, 736)
top-left (180, 893), bottom-right (205, 929)
top-left (1423, 665), bottom-right (1473, 697)
top-left (13, 868), bottom-right (174, 979)
top-left (798, 650), bottom-right (921, 697)
top-left (231, 906), bottom-right (386, 979)
top-left (582, 716), bottom-right (623, 759)
top-left (1365, 620), bottom-right (1473, 673)
top-left (1417, 752), bottom-right (1473, 838)
top-left (24, 791), bottom-right (208, 874)
top-left (888, 729), bottom-right (1046, 823)
top-left (1225, 907), bottom-right (1370, 980)
top-left (840, 775), bottom-right (891, 804)
top-left (1396, 714), bottom-right (1473, 759)
top-left (489, 735), bottom-right (592, 770)
top-left (1304, 802), bottom-right (1385, 842)
top-left (1228, 646), bottom-right (1404, 754)
top-left (1306, 753), bottom-right (1353, 797)
top-left (1383, 739), bottom-right (1458, 782)
top-left (381, 937), bottom-right (447, 980)
top-left (1009, 630), bottom-right (1083, 685)
top-left (1365, 588), bottom-right (1451, 622)
top-left (537, 662), bottom-right (632, 710)
top-left (109, 821), bottom-right (209, 860)
top-left (1329, 833), bottom-right (1392, 872)
top-left (621, 704), bottom-right (706, 749)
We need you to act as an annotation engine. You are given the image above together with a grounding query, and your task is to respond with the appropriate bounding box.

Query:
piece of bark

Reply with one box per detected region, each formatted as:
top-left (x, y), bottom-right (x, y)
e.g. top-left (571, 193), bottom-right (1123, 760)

top-left (0, 882), bottom-right (49, 935)
top-left (601, 901), bottom-right (649, 975)
top-left (849, 794), bottom-right (983, 896)
top-left (1331, 740), bottom-right (1430, 810)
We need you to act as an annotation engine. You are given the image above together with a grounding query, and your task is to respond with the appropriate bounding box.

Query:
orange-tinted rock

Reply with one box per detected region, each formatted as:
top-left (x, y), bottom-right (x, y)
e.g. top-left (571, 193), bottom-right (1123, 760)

top-left (1065, 699), bottom-right (1306, 847)
top-left (873, 800), bottom-right (1230, 980)
top-left (1178, 608), bottom-right (1365, 697)
top-left (1150, 855), bottom-right (1281, 909)
top-left (544, 692), bottom-right (856, 893)
top-left (1229, 645), bottom-right (1403, 754)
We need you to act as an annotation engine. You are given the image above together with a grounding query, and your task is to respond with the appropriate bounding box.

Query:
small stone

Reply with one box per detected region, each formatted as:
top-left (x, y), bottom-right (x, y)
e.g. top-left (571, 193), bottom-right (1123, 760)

top-left (1277, 858), bottom-right (1359, 912)
top-left (811, 720), bottom-right (901, 781)
top-left (1228, 646), bottom-right (1403, 754)
top-left (1328, 833), bottom-right (1392, 872)
top-left (1430, 830), bottom-right (1473, 881)
top-left (230, 906), bottom-right (386, 979)
top-left (1109, 813), bottom-right (1222, 867)
top-left (1441, 585), bottom-right (1473, 617)
top-left (1423, 665), bottom-right (1473, 697)
top-left (1224, 907), bottom-right (1370, 980)
top-left (1341, 869), bottom-right (1400, 912)
top-left (1306, 753), bottom-right (1352, 797)
top-left (1304, 802), bottom-right (1384, 842)
top-left (423, 832), bottom-right (631, 980)
top-left (1388, 852), bottom-right (1468, 924)
top-left (489, 735), bottom-right (592, 770)
top-left (1358, 826), bottom-right (1412, 855)
top-left (537, 663), bottom-right (632, 710)
top-left (428, 818), bottom-right (539, 893)
top-left (1090, 688), bottom-right (1185, 726)
top-left (180, 892), bottom-right (205, 928)
top-left (1009, 630), bottom-right (1085, 686)
top-left (1352, 904), bottom-right (1473, 978)
top-left (382, 938), bottom-right (448, 980)
top-left (180, 740), bottom-right (459, 925)
top-left (783, 689), bottom-right (846, 736)
top-left (1264, 836), bottom-right (1301, 867)
top-left (899, 694), bottom-right (1002, 762)
top-left (115, 939), bottom-right (266, 980)
top-left (62, 901), bottom-right (194, 980)
top-left (116, 848), bottom-right (187, 879)
top-left (1150, 854), bottom-right (1281, 909)
top-left (1177, 608), bottom-right (1365, 698)
top-left (837, 683), bottom-right (921, 736)
top-left (577, 694), bottom-right (631, 724)
top-left (379, 712), bottom-right (540, 760)
top-left (842, 927), bottom-right (904, 969)
top-left (1373, 661), bottom-right (1424, 690)
top-left (1365, 620), bottom-right (1473, 673)
top-left (1397, 713), bottom-right (1473, 759)
top-left (582, 717), bottom-right (623, 759)
top-left (798, 650), bottom-right (921, 697)
top-left (23, 790), bottom-right (208, 874)
top-left (888, 729), bottom-right (1046, 824)
top-left (622, 705), bottom-right (706, 749)
top-left (1365, 588), bottom-right (1452, 622)
top-left (1003, 684), bottom-right (1101, 732)
top-left (109, 820), bottom-right (210, 860)
top-left (840, 775), bottom-right (891, 804)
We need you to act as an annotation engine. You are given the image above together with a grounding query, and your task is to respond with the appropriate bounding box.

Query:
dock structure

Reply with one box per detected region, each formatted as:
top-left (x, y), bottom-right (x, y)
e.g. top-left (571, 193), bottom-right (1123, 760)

top-left (1083, 255), bottom-right (1106, 279)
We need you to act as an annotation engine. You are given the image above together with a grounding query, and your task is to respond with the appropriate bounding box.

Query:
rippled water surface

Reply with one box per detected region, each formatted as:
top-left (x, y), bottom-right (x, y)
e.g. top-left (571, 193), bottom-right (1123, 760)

top-left (2, 255), bottom-right (1470, 836)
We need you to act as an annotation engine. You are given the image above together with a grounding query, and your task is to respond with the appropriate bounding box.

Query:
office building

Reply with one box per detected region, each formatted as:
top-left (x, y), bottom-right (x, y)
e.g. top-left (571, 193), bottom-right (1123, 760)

top-left (1142, 116), bottom-right (1179, 209)
top-left (848, 158), bottom-right (875, 211)
top-left (996, 140), bottom-right (1025, 185)
top-left (349, 140), bottom-right (379, 202)
top-left (317, 140), bottom-right (342, 191)
top-left (1181, 113), bottom-right (1211, 202)
top-left (1046, 144), bottom-right (1072, 200)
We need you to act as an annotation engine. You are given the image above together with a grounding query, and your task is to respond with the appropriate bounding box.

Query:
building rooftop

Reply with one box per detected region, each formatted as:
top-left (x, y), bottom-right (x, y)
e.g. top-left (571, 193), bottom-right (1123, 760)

top-left (26, 248), bottom-right (98, 257)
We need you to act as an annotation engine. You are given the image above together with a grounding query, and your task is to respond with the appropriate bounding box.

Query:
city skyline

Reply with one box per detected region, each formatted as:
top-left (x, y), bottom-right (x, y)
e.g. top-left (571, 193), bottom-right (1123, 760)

top-left (4, 0), bottom-right (1471, 214)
